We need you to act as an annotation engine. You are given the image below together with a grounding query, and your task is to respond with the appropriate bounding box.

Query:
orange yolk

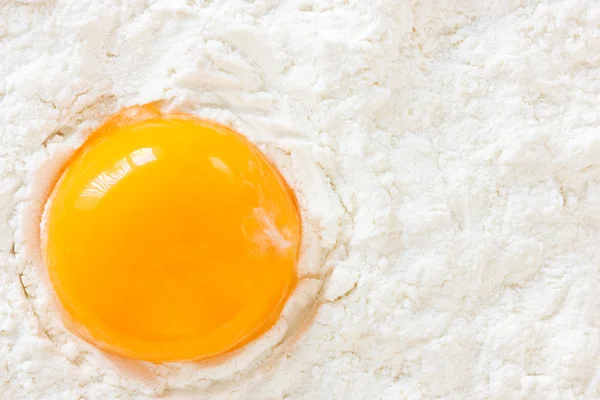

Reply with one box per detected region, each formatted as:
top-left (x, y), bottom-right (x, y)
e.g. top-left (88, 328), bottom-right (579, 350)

top-left (42, 104), bottom-right (301, 362)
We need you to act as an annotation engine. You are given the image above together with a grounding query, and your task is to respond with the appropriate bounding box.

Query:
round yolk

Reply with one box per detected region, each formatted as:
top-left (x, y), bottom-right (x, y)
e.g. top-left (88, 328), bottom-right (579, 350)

top-left (42, 104), bottom-right (301, 362)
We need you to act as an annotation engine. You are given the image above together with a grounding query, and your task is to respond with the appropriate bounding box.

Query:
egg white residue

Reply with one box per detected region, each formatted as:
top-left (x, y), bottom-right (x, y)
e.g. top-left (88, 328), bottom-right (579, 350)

top-left (4, 0), bottom-right (600, 399)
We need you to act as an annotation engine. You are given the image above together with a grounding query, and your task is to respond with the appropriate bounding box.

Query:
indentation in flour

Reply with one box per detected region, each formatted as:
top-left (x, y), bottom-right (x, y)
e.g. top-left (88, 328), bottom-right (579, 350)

top-left (18, 272), bottom-right (30, 299)
top-left (16, 86), bottom-right (344, 396)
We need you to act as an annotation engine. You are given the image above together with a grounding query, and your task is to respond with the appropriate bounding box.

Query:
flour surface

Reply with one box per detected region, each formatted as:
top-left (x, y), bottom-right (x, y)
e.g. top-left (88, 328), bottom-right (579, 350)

top-left (2, 0), bottom-right (600, 399)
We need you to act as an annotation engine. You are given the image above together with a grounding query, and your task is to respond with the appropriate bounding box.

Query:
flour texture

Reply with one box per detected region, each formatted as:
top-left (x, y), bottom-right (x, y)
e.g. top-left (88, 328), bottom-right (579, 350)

top-left (2, 0), bottom-right (600, 399)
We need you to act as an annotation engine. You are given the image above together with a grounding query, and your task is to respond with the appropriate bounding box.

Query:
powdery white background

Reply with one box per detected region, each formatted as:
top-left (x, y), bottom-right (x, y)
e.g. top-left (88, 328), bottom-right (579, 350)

top-left (1, 0), bottom-right (600, 399)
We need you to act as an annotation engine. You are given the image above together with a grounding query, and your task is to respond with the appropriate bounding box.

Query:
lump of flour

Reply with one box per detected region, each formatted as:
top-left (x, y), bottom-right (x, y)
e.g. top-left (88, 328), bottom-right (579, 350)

top-left (1, 0), bottom-right (600, 399)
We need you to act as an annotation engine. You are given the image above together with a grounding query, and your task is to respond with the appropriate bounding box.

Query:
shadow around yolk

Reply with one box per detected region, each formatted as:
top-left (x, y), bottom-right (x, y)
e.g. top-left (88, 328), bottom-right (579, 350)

top-left (42, 103), bottom-right (302, 362)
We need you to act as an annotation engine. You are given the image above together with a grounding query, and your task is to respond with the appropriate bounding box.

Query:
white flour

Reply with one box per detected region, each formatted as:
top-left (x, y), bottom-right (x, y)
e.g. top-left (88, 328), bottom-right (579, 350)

top-left (2, 0), bottom-right (600, 399)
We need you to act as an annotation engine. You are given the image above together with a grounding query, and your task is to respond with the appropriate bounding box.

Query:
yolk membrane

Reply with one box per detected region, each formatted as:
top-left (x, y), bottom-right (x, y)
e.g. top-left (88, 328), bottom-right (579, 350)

top-left (42, 104), bottom-right (301, 362)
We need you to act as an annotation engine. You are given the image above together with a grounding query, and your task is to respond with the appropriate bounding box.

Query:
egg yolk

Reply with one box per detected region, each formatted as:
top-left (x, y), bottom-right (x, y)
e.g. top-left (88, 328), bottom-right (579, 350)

top-left (42, 104), bottom-right (301, 362)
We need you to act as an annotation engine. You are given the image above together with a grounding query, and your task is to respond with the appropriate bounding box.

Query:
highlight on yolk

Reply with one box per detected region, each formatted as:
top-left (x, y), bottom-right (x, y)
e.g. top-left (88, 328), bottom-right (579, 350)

top-left (42, 103), bottom-right (301, 362)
